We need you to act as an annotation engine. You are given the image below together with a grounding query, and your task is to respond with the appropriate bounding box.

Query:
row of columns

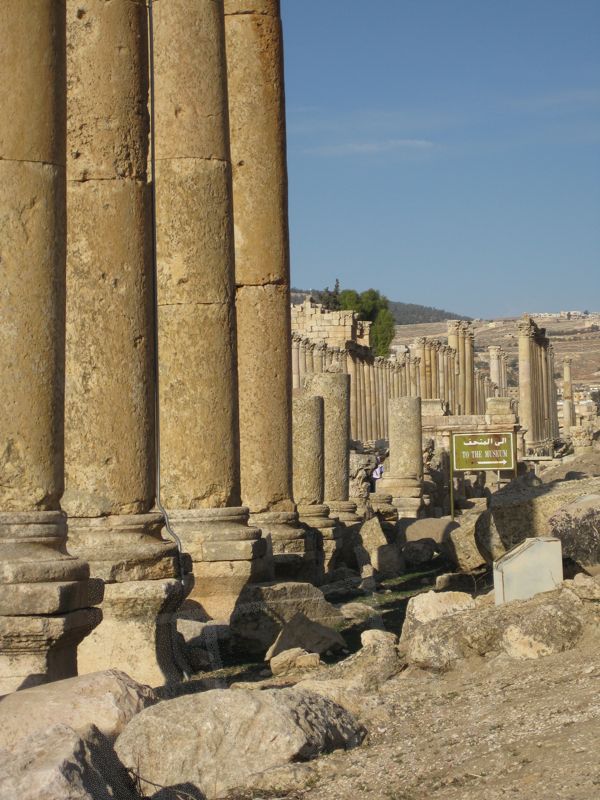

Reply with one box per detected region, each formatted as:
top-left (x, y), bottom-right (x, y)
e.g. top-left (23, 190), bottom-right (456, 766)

top-left (518, 316), bottom-right (560, 454)
top-left (562, 358), bottom-right (576, 432)
top-left (2, 0), bottom-right (325, 691)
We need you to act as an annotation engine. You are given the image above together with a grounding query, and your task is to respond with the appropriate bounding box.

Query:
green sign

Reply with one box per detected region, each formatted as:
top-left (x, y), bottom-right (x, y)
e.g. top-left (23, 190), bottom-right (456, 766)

top-left (452, 431), bottom-right (516, 472)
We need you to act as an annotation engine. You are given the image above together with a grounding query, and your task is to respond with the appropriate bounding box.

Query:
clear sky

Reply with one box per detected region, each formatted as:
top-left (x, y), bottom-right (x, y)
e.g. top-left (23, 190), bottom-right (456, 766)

top-left (280, 0), bottom-right (600, 319)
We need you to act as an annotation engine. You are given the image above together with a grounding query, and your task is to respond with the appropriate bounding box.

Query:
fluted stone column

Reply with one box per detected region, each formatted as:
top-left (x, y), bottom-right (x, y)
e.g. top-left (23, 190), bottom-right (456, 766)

top-left (292, 394), bottom-right (337, 580)
top-left (153, 0), bottom-right (269, 620)
top-left (0, 1), bottom-right (102, 693)
top-left (457, 324), bottom-right (466, 413)
top-left (409, 356), bottom-right (418, 397)
top-left (292, 334), bottom-right (301, 390)
top-left (225, 0), bottom-right (306, 568)
top-left (563, 357), bottom-right (575, 432)
top-left (414, 339), bottom-right (427, 399)
top-left (518, 317), bottom-right (535, 450)
top-left (464, 325), bottom-right (474, 414)
top-left (65, 0), bottom-right (183, 686)
top-left (378, 398), bottom-right (423, 519)
top-left (489, 346), bottom-right (501, 389)
top-left (304, 373), bottom-right (359, 525)
top-left (359, 356), bottom-right (369, 442)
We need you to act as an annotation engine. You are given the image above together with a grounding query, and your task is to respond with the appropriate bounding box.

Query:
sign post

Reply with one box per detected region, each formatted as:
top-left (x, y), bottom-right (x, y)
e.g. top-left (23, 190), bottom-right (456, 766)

top-left (450, 431), bottom-right (516, 520)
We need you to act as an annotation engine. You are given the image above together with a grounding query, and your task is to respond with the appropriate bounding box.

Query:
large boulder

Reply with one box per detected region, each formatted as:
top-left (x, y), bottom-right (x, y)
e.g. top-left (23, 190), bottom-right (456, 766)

top-left (230, 581), bottom-right (343, 655)
top-left (399, 590), bottom-right (476, 644)
top-left (0, 669), bottom-right (156, 751)
top-left (357, 516), bottom-right (403, 577)
top-left (265, 612), bottom-right (345, 659)
top-left (0, 724), bottom-right (140, 800)
top-left (115, 688), bottom-right (365, 799)
top-left (399, 516), bottom-right (458, 545)
top-left (403, 589), bottom-right (587, 670)
top-left (548, 494), bottom-right (600, 572)
top-left (477, 476), bottom-right (600, 559)
top-left (441, 512), bottom-right (487, 572)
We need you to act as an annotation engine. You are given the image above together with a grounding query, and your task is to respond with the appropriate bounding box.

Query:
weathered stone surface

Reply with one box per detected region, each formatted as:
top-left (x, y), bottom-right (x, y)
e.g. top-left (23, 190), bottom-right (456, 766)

top-left (0, 162), bottom-right (65, 511)
top-left (64, 179), bottom-right (155, 517)
top-left (115, 688), bottom-right (365, 799)
top-left (403, 538), bottom-right (437, 567)
top-left (265, 612), bottom-right (345, 659)
top-left (0, 670), bottom-right (155, 750)
top-left (548, 494), bottom-right (600, 569)
top-left (400, 516), bottom-right (457, 545)
top-left (441, 513), bottom-right (487, 572)
top-left (0, 724), bottom-right (139, 800)
top-left (404, 590), bottom-right (585, 670)
top-left (293, 395), bottom-right (325, 506)
top-left (358, 516), bottom-right (403, 577)
top-left (400, 590), bottom-right (476, 644)
top-left (304, 373), bottom-right (351, 504)
top-left (338, 601), bottom-right (381, 625)
top-left (270, 648), bottom-right (321, 676)
top-left (236, 284), bottom-right (294, 512)
top-left (379, 397), bottom-right (423, 499)
top-left (230, 582), bottom-right (343, 654)
top-left (296, 630), bottom-right (401, 719)
top-left (476, 477), bottom-right (600, 560)
top-left (66, 0), bottom-right (149, 181)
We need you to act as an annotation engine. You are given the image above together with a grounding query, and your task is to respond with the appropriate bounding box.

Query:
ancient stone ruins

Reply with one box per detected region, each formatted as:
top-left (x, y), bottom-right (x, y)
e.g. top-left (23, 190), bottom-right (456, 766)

top-left (1, 2), bottom-right (599, 799)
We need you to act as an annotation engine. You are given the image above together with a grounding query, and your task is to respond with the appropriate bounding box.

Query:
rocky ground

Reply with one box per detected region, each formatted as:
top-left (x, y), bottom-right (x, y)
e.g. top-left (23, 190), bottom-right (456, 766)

top-left (237, 634), bottom-right (600, 800)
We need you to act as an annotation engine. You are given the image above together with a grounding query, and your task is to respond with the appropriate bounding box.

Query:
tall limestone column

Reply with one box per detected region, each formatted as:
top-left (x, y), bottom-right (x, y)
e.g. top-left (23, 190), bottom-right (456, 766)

top-left (304, 373), bottom-right (360, 526)
top-left (409, 356), bottom-right (418, 397)
top-left (347, 346), bottom-right (359, 440)
top-left (489, 346), bottom-right (501, 388)
top-left (292, 394), bottom-right (337, 581)
top-left (0, 0), bottom-right (101, 693)
top-left (153, 0), bottom-right (269, 619)
top-left (378, 398), bottom-right (424, 519)
top-left (225, 0), bottom-right (306, 566)
top-left (64, 0), bottom-right (183, 686)
top-left (563, 357), bottom-right (575, 432)
top-left (518, 317), bottom-right (535, 451)
top-left (291, 334), bottom-right (301, 390)
top-left (414, 338), bottom-right (427, 399)
top-left (464, 325), bottom-right (474, 414)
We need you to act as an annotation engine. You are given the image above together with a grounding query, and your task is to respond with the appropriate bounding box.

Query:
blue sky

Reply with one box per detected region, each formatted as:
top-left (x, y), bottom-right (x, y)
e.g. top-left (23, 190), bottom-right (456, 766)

top-left (280, 0), bottom-right (600, 318)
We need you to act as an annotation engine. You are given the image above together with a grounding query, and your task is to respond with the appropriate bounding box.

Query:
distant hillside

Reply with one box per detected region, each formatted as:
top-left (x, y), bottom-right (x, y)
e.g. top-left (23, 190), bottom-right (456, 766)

top-left (290, 289), bottom-right (470, 326)
top-left (388, 301), bottom-right (471, 326)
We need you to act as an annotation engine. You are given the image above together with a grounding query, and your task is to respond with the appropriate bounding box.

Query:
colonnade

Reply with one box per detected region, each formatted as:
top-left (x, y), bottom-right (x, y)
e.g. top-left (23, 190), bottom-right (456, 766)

top-left (562, 358), bottom-right (576, 432)
top-left (1, 0), bottom-right (325, 690)
top-left (518, 316), bottom-right (560, 454)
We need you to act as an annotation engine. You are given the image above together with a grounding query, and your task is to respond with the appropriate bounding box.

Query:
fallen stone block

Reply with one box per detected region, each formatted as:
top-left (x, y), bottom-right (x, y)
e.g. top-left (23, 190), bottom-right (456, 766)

top-left (0, 723), bottom-right (140, 800)
top-left (115, 687), bottom-right (365, 799)
top-left (0, 669), bottom-right (156, 751)
top-left (265, 611), bottom-right (345, 659)
top-left (400, 590), bottom-right (476, 645)
top-left (270, 648), bottom-right (321, 676)
top-left (230, 581), bottom-right (343, 655)
top-left (548, 494), bottom-right (600, 571)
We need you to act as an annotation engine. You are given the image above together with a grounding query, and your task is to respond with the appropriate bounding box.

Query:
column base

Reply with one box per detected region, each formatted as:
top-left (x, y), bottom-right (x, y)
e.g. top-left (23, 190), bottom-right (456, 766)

top-left (250, 510), bottom-right (316, 583)
top-left (297, 504), bottom-right (342, 581)
top-left (68, 513), bottom-right (186, 687)
top-left (392, 497), bottom-right (425, 519)
top-left (169, 507), bottom-right (272, 620)
top-left (0, 511), bottom-right (102, 694)
top-left (369, 493), bottom-right (399, 525)
top-left (327, 500), bottom-right (361, 525)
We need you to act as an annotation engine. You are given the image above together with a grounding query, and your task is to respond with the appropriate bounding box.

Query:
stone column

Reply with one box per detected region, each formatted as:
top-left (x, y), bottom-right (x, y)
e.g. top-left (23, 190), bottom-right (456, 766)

top-left (414, 338), bottom-right (427, 399)
top-left (0, 0), bottom-right (102, 693)
top-left (291, 334), bottom-right (301, 390)
top-left (540, 339), bottom-right (550, 444)
top-left (359, 356), bottom-right (368, 442)
top-left (457, 325), bottom-right (466, 413)
top-left (518, 317), bottom-right (535, 450)
top-left (489, 346), bottom-right (501, 388)
top-left (424, 341), bottom-right (433, 399)
top-left (415, 357), bottom-right (422, 397)
top-left (348, 347), bottom-right (359, 440)
top-left (378, 398), bottom-right (423, 519)
top-left (431, 341), bottom-right (440, 399)
top-left (563, 357), bottom-right (575, 432)
top-left (153, 0), bottom-right (269, 620)
top-left (464, 325), bottom-right (474, 414)
top-left (65, 0), bottom-right (183, 686)
top-left (298, 339), bottom-right (307, 384)
top-left (225, 0), bottom-right (305, 564)
top-left (304, 374), bottom-right (359, 525)
top-left (292, 394), bottom-right (337, 580)
top-left (409, 357), bottom-right (418, 397)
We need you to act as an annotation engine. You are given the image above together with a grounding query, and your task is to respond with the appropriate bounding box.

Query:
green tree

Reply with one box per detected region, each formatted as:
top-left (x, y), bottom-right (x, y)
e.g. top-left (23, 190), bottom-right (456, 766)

top-left (370, 307), bottom-right (395, 356)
